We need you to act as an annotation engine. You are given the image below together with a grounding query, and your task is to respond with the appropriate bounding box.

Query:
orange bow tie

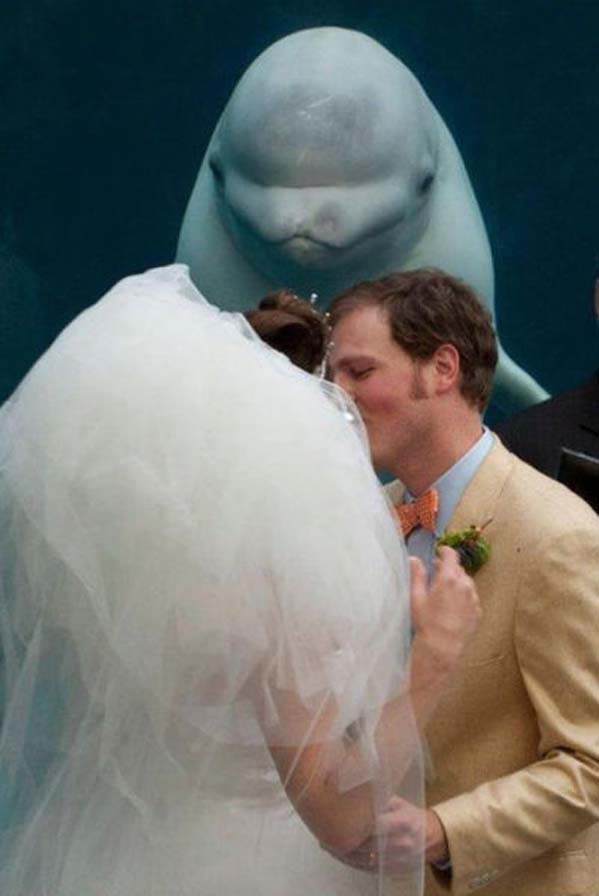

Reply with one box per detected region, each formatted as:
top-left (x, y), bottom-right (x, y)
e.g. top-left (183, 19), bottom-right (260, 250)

top-left (394, 488), bottom-right (439, 538)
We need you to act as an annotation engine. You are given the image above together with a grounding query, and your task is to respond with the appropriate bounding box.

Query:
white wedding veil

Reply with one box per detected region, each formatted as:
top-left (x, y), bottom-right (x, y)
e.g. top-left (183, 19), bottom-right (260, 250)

top-left (0, 265), bottom-right (423, 895)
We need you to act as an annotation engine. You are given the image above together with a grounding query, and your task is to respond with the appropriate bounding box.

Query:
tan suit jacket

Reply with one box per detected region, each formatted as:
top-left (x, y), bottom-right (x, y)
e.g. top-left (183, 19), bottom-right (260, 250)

top-left (386, 438), bottom-right (599, 896)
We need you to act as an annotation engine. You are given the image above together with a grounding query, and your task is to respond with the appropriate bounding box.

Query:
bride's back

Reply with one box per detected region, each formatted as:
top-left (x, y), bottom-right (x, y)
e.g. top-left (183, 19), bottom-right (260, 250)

top-left (0, 266), bottom-right (413, 895)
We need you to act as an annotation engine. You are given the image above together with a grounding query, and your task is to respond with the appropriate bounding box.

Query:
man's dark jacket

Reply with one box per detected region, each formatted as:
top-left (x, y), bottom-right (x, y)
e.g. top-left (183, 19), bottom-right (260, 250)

top-left (494, 373), bottom-right (599, 479)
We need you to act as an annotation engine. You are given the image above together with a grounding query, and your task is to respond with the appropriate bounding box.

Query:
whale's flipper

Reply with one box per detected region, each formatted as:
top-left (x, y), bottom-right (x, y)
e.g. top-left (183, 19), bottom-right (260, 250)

top-left (493, 345), bottom-right (550, 414)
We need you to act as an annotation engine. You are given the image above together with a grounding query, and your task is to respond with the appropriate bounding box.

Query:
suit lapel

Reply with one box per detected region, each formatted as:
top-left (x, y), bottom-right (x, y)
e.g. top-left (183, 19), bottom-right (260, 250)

top-left (445, 436), bottom-right (515, 533)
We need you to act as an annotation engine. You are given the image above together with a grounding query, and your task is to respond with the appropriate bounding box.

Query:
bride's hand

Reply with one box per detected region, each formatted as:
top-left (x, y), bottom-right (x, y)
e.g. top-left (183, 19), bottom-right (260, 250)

top-left (410, 547), bottom-right (481, 674)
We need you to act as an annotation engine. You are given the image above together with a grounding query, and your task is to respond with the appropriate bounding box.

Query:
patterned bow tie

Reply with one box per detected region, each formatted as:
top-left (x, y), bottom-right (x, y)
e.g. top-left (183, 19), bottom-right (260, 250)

top-left (394, 488), bottom-right (439, 538)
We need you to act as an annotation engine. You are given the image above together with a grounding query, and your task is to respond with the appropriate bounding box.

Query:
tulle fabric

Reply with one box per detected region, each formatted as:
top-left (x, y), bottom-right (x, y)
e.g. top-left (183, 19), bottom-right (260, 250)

top-left (0, 266), bottom-right (423, 895)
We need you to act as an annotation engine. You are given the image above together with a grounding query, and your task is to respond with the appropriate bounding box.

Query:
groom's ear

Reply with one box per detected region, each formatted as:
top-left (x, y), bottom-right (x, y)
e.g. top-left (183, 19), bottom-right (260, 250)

top-left (431, 343), bottom-right (460, 396)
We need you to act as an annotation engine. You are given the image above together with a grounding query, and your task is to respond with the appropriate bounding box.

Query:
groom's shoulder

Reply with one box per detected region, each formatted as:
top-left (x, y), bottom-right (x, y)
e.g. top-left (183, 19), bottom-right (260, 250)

top-left (493, 438), bottom-right (599, 540)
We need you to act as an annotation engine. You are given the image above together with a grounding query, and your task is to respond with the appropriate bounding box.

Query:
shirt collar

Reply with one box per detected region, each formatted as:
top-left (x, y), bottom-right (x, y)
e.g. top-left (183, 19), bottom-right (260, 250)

top-left (405, 427), bottom-right (493, 535)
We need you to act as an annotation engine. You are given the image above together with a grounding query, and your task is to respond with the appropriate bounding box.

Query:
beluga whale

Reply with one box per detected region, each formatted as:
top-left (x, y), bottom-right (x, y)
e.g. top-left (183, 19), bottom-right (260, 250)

top-left (177, 27), bottom-right (548, 411)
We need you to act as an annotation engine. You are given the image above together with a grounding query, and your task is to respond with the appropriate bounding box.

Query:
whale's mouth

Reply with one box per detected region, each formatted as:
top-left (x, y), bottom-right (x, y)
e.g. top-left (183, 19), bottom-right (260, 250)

top-left (274, 219), bottom-right (398, 262)
top-left (276, 235), bottom-right (342, 265)
top-left (280, 235), bottom-right (338, 251)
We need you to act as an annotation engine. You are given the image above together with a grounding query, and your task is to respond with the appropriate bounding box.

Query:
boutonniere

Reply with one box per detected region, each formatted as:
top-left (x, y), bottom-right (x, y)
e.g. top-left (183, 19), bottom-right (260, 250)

top-left (435, 519), bottom-right (492, 574)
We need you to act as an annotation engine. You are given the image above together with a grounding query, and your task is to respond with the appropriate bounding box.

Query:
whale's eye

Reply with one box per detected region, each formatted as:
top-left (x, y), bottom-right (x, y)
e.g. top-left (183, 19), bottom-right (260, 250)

top-left (418, 173), bottom-right (434, 195)
top-left (210, 155), bottom-right (225, 191)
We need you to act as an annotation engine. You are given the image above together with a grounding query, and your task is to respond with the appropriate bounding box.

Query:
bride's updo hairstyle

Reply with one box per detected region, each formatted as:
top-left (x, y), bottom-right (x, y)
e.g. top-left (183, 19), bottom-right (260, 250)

top-left (244, 290), bottom-right (328, 373)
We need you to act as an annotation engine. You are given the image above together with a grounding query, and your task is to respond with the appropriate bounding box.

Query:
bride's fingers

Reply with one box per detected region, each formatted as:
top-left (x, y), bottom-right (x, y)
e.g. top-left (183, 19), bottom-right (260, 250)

top-left (433, 544), bottom-right (461, 573)
top-left (375, 799), bottom-right (423, 841)
top-left (409, 557), bottom-right (427, 624)
top-left (382, 795), bottom-right (406, 812)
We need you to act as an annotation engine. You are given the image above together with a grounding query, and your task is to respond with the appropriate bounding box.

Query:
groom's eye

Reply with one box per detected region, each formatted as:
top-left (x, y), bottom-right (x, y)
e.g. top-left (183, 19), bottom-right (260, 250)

top-left (352, 367), bottom-right (374, 379)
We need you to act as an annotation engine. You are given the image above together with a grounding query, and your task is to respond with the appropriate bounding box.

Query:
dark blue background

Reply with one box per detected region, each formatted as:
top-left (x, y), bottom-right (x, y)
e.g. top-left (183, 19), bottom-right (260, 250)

top-left (2, 0), bottom-right (598, 411)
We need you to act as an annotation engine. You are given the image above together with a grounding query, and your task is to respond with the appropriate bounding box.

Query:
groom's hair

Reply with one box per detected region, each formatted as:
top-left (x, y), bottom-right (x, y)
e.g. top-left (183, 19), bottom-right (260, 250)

top-left (328, 269), bottom-right (498, 411)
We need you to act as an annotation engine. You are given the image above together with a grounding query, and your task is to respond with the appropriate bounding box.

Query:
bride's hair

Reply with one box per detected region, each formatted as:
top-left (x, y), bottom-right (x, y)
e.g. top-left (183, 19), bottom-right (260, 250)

top-left (245, 290), bottom-right (329, 373)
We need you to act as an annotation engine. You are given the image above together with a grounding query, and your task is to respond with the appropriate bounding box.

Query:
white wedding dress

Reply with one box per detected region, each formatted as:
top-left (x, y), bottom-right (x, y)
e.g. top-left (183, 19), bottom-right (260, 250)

top-left (0, 266), bottom-right (422, 895)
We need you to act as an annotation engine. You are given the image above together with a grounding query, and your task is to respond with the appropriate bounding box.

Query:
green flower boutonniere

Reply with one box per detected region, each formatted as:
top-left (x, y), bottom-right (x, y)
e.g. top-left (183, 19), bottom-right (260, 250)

top-left (436, 521), bottom-right (492, 575)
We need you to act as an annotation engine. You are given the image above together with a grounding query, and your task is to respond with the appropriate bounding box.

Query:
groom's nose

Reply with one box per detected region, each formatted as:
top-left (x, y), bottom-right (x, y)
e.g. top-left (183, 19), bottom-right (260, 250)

top-left (332, 370), bottom-right (355, 400)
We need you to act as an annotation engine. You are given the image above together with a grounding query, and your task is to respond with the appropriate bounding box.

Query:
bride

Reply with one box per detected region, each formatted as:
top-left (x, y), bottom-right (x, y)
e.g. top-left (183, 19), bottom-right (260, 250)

top-left (0, 265), bottom-right (478, 895)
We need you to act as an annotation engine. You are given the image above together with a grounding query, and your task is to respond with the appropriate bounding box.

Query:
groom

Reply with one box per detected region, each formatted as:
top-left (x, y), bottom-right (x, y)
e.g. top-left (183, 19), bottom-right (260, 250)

top-left (327, 269), bottom-right (599, 895)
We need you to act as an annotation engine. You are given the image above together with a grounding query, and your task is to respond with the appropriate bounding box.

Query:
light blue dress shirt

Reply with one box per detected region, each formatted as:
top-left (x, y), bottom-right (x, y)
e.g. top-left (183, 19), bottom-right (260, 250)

top-left (404, 428), bottom-right (494, 578)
